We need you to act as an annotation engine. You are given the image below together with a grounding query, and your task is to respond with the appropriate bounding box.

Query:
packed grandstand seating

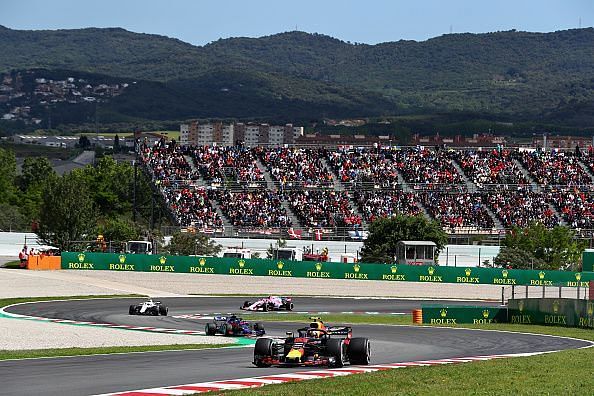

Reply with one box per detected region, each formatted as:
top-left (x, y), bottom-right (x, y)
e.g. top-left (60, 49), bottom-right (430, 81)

top-left (256, 147), bottom-right (334, 188)
top-left (451, 149), bottom-right (529, 186)
top-left (515, 150), bottom-right (592, 187)
top-left (213, 190), bottom-right (292, 228)
top-left (354, 191), bottom-right (422, 222)
top-left (418, 191), bottom-right (495, 229)
top-left (190, 146), bottom-right (265, 186)
top-left (287, 190), bottom-right (361, 228)
top-left (482, 187), bottom-right (559, 228)
top-left (140, 141), bottom-right (594, 234)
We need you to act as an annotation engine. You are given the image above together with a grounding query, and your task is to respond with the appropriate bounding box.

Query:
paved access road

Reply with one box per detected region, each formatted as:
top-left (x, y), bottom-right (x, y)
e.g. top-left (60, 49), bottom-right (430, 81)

top-left (1, 297), bottom-right (589, 396)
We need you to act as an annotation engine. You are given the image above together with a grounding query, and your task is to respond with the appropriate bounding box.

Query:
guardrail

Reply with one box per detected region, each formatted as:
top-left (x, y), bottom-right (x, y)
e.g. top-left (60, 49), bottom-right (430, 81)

top-left (61, 252), bottom-right (594, 287)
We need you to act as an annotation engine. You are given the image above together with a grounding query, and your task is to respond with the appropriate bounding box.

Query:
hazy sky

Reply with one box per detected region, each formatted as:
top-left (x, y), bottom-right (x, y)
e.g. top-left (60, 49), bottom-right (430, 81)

top-left (2, 0), bottom-right (592, 45)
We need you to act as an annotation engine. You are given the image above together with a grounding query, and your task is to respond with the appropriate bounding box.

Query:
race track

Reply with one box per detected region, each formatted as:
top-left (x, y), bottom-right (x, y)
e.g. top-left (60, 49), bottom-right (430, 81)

top-left (1, 297), bottom-right (589, 396)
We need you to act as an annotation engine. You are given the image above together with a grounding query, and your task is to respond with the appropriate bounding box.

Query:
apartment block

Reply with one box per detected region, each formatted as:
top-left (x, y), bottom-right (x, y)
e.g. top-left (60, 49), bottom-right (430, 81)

top-left (179, 121), bottom-right (303, 147)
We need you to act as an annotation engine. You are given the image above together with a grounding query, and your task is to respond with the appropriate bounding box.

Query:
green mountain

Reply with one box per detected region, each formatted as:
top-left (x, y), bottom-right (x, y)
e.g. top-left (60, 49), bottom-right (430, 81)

top-left (1, 25), bottom-right (594, 126)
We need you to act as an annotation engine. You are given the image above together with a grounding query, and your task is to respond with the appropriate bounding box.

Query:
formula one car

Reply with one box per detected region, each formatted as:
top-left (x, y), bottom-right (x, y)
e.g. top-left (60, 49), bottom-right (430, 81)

top-left (253, 317), bottom-right (370, 368)
top-left (128, 299), bottom-right (168, 316)
top-left (241, 296), bottom-right (293, 311)
top-left (205, 315), bottom-right (265, 337)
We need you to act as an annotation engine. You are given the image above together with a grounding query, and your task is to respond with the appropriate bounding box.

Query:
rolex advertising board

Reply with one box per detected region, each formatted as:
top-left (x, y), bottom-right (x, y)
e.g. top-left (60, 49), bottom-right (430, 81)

top-left (61, 252), bottom-right (594, 287)
top-left (508, 298), bottom-right (594, 329)
top-left (421, 305), bottom-right (508, 325)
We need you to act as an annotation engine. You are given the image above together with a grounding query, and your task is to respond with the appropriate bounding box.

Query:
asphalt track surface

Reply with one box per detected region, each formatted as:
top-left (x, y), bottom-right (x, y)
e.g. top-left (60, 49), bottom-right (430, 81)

top-left (1, 297), bottom-right (590, 396)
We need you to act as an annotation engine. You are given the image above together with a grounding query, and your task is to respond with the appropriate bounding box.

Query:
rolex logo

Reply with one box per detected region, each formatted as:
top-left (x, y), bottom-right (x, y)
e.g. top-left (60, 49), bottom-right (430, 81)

top-left (277, 261), bottom-right (284, 270)
top-left (118, 255), bottom-right (126, 264)
top-left (482, 309), bottom-right (490, 319)
top-left (428, 266), bottom-right (435, 276)
top-left (553, 300), bottom-right (560, 313)
top-left (238, 259), bottom-right (245, 268)
top-left (78, 253), bottom-right (85, 262)
top-left (315, 262), bottom-right (323, 271)
top-left (159, 256), bottom-right (167, 265)
top-left (465, 268), bottom-right (472, 277)
top-left (502, 269), bottom-right (508, 278)
top-left (353, 263), bottom-right (360, 273)
top-left (440, 309), bottom-right (447, 318)
top-left (575, 273), bottom-right (581, 281)
top-left (587, 302), bottom-right (593, 316)
top-left (199, 258), bottom-right (206, 266)
top-left (391, 265), bottom-right (398, 274)
top-left (538, 271), bottom-right (545, 280)
top-left (518, 300), bottom-right (524, 312)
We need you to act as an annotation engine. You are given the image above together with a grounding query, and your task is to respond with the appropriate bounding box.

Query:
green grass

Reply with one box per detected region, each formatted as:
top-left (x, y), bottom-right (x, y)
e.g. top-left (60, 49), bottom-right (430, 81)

top-left (1, 260), bottom-right (21, 269)
top-left (237, 313), bottom-right (412, 326)
top-left (222, 321), bottom-right (594, 395)
top-left (0, 344), bottom-right (229, 361)
top-left (0, 294), bottom-right (235, 361)
top-left (0, 294), bottom-right (145, 309)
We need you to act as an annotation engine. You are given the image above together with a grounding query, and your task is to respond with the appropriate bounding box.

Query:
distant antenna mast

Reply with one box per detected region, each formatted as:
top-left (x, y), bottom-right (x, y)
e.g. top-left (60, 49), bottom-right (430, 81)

top-left (295, 25), bottom-right (298, 31)
top-left (449, 25), bottom-right (453, 34)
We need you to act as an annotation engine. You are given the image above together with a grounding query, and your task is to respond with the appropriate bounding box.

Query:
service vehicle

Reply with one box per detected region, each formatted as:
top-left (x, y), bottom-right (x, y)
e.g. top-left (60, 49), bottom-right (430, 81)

top-left (253, 317), bottom-right (370, 367)
top-left (205, 315), bottom-right (265, 337)
top-left (241, 296), bottom-right (294, 311)
top-left (128, 299), bottom-right (168, 316)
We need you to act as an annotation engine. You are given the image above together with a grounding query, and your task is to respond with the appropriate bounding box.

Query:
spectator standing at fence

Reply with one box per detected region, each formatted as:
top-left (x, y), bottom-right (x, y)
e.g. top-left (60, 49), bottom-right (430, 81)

top-left (19, 246), bottom-right (28, 268)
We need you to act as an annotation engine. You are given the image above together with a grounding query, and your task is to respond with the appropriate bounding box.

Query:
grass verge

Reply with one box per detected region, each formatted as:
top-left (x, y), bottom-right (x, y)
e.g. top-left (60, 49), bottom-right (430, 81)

top-left (0, 344), bottom-right (229, 361)
top-left (222, 321), bottom-right (594, 395)
top-left (0, 294), bottom-right (234, 361)
top-left (237, 313), bottom-right (412, 326)
top-left (1, 260), bottom-right (21, 269)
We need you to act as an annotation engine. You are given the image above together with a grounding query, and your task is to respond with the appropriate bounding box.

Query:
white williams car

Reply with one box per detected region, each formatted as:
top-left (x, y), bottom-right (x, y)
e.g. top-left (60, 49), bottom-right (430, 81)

top-left (128, 299), bottom-right (168, 316)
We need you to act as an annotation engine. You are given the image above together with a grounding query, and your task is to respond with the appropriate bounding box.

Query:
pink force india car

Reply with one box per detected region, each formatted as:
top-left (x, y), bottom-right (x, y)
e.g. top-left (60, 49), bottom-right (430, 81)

top-left (241, 296), bottom-right (294, 311)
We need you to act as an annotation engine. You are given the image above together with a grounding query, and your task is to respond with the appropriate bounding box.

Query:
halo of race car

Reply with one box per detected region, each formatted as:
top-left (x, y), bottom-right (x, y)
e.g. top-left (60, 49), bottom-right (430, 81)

top-left (124, 296), bottom-right (372, 367)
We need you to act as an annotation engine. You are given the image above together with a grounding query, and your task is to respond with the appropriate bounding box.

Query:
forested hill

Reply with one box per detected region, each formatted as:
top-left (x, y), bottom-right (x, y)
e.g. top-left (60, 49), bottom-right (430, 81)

top-left (1, 25), bottom-right (594, 125)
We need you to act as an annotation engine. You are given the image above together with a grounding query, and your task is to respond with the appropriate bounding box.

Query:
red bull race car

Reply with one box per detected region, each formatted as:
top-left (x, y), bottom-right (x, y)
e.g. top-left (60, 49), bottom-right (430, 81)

top-left (253, 317), bottom-right (370, 368)
top-left (241, 296), bottom-right (293, 311)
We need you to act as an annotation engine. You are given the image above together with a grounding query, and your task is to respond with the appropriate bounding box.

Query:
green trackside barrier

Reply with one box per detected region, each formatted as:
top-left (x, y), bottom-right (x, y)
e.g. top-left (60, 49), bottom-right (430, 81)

top-left (421, 305), bottom-right (508, 325)
top-left (61, 252), bottom-right (594, 287)
top-left (508, 298), bottom-right (594, 329)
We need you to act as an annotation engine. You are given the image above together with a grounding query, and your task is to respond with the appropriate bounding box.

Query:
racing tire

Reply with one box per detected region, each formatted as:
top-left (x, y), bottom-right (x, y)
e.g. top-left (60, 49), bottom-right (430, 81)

top-left (263, 303), bottom-right (269, 312)
top-left (254, 338), bottom-right (273, 367)
top-left (151, 307), bottom-right (159, 316)
top-left (129, 305), bottom-right (136, 315)
top-left (242, 301), bottom-right (250, 309)
top-left (224, 323), bottom-right (234, 336)
top-left (205, 323), bottom-right (217, 336)
top-left (327, 338), bottom-right (346, 368)
top-left (285, 302), bottom-right (294, 311)
top-left (348, 338), bottom-right (370, 365)
top-left (253, 322), bottom-right (265, 333)
top-left (158, 305), bottom-right (168, 316)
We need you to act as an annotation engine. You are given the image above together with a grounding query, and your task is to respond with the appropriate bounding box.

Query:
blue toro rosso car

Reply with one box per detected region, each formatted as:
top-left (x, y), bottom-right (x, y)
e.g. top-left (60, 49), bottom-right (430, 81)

top-left (205, 315), bottom-right (265, 337)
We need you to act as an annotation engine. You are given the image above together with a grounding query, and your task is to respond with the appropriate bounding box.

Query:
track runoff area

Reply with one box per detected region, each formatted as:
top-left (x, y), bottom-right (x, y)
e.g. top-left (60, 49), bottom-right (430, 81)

top-left (2, 297), bottom-right (591, 396)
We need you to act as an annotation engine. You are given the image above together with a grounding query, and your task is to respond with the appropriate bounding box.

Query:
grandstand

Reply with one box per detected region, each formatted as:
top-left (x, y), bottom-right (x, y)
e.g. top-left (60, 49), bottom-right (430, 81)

top-left (140, 139), bottom-right (594, 240)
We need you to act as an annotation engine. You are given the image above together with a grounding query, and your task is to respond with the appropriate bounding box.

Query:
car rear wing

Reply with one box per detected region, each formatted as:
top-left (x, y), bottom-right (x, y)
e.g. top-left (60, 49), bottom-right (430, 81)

top-left (326, 326), bottom-right (353, 336)
top-left (214, 316), bottom-right (228, 321)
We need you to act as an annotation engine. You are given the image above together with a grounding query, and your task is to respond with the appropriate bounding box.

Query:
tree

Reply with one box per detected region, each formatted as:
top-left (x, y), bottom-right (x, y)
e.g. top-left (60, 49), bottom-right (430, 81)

top-left (498, 223), bottom-right (587, 270)
top-left (0, 203), bottom-right (27, 232)
top-left (168, 232), bottom-right (222, 256)
top-left (360, 215), bottom-right (447, 264)
top-left (113, 134), bottom-right (120, 153)
top-left (36, 171), bottom-right (96, 251)
top-left (493, 247), bottom-right (546, 270)
top-left (18, 157), bottom-right (55, 192)
top-left (78, 135), bottom-right (91, 149)
top-left (0, 147), bottom-right (18, 205)
top-left (97, 217), bottom-right (139, 243)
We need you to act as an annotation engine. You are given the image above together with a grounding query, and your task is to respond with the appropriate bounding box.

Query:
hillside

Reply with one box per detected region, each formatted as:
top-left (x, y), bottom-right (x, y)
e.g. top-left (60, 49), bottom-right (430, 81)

top-left (1, 25), bottom-right (594, 127)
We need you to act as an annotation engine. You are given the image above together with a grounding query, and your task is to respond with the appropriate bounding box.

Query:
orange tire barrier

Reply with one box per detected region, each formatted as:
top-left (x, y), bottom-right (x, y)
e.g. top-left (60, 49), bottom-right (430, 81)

top-left (27, 255), bottom-right (61, 270)
top-left (412, 309), bottom-right (423, 324)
